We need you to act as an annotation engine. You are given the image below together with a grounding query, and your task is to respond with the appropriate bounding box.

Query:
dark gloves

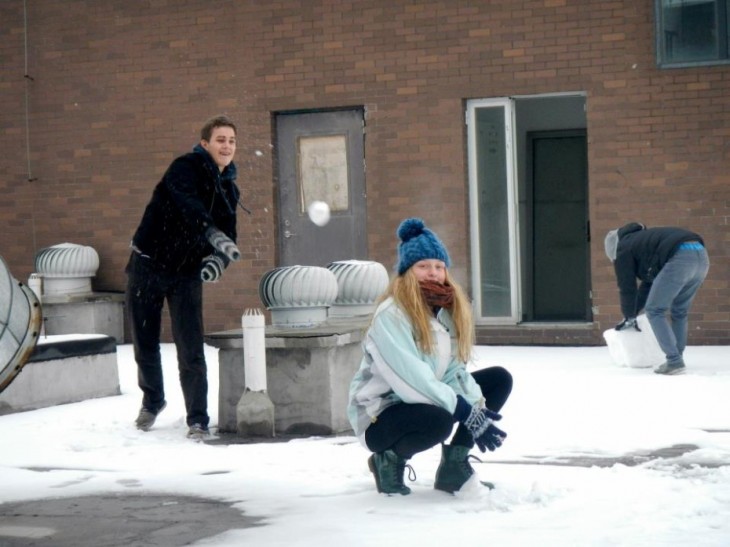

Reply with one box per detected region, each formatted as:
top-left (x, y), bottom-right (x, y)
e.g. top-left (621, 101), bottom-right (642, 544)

top-left (615, 317), bottom-right (641, 332)
top-left (201, 254), bottom-right (226, 283)
top-left (476, 423), bottom-right (507, 452)
top-left (206, 227), bottom-right (241, 262)
top-left (454, 395), bottom-right (507, 453)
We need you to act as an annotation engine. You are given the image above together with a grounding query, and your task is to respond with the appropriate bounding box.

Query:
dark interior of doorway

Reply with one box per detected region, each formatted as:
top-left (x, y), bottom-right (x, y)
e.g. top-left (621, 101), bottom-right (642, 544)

top-left (525, 129), bottom-right (590, 321)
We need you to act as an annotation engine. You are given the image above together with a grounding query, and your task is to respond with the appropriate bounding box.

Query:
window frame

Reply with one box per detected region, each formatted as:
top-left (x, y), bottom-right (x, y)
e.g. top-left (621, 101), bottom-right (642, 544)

top-left (466, 98), bottom-right (521, 325)
top-left (656, 0), bottom-right (730, 68)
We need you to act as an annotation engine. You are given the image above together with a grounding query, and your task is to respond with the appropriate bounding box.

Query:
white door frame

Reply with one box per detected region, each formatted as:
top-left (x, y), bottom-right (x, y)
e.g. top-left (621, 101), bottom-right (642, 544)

top-left (466, 98), bottom-right (521, 324)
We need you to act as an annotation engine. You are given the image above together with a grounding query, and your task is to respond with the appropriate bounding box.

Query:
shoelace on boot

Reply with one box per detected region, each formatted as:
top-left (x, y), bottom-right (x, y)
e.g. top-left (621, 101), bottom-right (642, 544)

top-left (395, 462), bottom-right (417, 485)
top-left (405, 464), bottom-right (417, 482)
top-left (461, 454), bottom-right (483, 472)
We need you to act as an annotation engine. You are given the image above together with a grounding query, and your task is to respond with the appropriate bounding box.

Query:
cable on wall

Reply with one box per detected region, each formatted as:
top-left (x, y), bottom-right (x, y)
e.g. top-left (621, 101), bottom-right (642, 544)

top-left (24, 0), bottom-right (36, 183)
top-left (23, 0), bottom-right (38, 256)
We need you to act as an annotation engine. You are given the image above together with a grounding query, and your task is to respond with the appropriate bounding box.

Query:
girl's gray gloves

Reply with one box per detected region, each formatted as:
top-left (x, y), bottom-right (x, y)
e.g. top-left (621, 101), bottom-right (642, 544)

top-left (454, 395), bottom-right (507, 453)
top-left (206, 227), bottom-right (241, 262)
top-left (201, 253), bottom-right (226, 283)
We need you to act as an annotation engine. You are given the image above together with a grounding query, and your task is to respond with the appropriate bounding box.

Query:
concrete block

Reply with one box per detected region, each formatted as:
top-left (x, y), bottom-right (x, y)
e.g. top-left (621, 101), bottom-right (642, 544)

top-left (0, 335), bottom-right (120, 414)
top-left (41, 292), bottom-right (125, 343)
top-left (208, 317), bottom-right (367, 435)
top-left (237, 390), bottom-right (275, 437)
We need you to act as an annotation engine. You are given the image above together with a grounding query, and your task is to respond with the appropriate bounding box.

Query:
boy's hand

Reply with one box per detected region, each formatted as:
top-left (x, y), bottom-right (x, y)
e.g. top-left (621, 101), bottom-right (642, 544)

top-left (206, 228), bottom-right (240, 261)
top-left (201, 254), bottom-right (225, 282)
top-left (615, 317), bottom-right (641, 332)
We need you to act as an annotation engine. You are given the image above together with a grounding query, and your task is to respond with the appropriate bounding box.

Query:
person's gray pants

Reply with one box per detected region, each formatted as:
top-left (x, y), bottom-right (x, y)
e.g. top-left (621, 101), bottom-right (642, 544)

top-left (645, 246), bottom-right (710, 365)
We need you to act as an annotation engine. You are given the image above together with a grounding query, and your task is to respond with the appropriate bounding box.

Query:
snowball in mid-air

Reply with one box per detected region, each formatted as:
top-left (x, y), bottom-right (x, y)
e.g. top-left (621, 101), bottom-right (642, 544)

top-left (307, 200), bottom-right (331, 226)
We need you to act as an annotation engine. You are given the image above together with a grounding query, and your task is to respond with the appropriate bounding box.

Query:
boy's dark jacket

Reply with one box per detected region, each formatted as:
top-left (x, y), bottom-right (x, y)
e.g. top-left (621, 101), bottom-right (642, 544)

top-left (131, 145), bottom-right (240, 275)
top-left (614, 222), bottom-right (703, 317)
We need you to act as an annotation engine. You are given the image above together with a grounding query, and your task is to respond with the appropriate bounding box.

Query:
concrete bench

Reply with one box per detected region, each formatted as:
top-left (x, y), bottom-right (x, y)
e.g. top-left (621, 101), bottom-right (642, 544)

top-left (206, 317), bottom-right (368, 436)
top-left (0, 334), bottom-right (120, 415)
top-left (41, 292), bottom-right (126, 343)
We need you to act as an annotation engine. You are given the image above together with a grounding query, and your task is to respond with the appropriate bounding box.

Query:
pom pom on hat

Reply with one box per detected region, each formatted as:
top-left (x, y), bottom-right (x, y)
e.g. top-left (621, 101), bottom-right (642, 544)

top-left (396, 218), bottom-right (451, 275)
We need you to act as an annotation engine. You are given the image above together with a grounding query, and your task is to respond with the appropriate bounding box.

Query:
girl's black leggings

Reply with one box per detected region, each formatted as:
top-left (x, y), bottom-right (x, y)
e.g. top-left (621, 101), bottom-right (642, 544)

top-left (364, 366), bottom-right (513, 459)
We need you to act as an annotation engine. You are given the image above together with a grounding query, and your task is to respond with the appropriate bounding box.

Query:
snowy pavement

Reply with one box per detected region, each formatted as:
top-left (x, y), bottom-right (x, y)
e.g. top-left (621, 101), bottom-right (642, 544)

top-left (1, 343), bottom-right (729, 546)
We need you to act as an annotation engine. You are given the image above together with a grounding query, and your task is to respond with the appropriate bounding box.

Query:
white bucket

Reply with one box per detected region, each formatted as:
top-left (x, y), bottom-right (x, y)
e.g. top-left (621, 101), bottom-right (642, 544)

top-left (603, 314), bottom-right (665, 369)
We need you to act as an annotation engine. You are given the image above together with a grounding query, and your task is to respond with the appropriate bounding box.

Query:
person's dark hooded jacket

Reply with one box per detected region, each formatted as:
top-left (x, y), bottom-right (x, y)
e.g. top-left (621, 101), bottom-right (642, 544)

top-left (613, 222), bottom-right (703, 317)
top-left (131, 144), bottom-right (240, 275)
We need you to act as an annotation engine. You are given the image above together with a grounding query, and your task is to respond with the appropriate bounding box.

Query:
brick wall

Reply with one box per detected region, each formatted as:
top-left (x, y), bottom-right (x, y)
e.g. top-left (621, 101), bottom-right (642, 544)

top-left (1, 0), bottom-right (728, 345)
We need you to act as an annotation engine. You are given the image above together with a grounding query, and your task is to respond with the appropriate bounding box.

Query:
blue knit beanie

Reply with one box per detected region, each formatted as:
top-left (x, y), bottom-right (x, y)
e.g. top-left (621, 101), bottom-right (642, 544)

top-left (396, 218), bottom-right (451, 275)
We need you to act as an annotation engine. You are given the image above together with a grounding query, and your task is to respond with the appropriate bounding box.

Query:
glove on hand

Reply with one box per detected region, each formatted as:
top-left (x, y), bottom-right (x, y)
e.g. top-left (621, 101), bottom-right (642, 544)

top-left (201, 254), bottom-right (226, 283)
top-left (454, 395), bottom-right (507, 453)
top-left (476, 423), bottom-right (507, 452)
top-left (206, 227), bottom-right (241, 262)
top-left (615, 317), bottom-right (641, 332)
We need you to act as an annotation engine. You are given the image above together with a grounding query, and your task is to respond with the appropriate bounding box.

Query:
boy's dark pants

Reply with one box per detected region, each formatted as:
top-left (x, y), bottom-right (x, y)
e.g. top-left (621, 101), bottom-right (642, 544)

top-left (126, 252), bottom-right (209, 428)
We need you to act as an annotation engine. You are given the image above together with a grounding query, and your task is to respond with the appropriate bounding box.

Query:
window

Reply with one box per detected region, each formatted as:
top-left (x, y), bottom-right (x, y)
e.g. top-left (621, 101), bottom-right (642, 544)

top-left (657, 0), bottom-right (730, 66)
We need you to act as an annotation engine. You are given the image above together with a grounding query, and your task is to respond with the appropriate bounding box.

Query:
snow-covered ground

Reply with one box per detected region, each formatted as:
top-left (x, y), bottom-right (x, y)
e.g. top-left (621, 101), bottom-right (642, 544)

top-left (1, 343), bottom-right (729, 546)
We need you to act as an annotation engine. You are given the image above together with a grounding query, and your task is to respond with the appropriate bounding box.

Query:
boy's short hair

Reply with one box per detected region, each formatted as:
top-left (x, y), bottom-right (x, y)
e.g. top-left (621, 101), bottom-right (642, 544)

top-left (200, 115), bottom-right (237, 141)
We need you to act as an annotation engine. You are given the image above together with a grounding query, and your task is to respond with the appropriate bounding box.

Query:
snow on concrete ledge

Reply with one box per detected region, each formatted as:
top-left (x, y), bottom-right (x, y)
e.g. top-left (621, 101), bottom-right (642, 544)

top-left (0, 334), bottom-right (119, 414)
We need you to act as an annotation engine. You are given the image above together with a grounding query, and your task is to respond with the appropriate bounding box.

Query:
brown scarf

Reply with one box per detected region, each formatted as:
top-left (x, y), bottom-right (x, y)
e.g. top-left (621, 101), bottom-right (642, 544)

top-left (419, 280), bottom-right (455, 309)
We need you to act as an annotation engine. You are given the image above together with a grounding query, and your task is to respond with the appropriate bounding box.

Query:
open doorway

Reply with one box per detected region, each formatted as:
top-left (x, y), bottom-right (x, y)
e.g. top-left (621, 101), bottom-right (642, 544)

top-left (467, 94), bottom-right (590, 324)
top-left (525, 128), bottom-right (589, 321)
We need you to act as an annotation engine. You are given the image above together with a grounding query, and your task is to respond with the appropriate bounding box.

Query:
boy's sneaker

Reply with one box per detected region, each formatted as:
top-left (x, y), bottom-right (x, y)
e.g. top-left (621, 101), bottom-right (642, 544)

top-left (187, 423), bottom-right (210, 440)
top-left (654, 361), bottom-right (686, 375)
top-left (135, 401), bottom-right (167, 431)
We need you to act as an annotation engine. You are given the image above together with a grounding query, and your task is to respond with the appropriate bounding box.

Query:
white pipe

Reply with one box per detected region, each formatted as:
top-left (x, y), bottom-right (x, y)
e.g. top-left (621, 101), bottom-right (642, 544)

top-left (27, 273), bottom-right (42, 302)
top-left (242, 308), bottom-right (267, 392)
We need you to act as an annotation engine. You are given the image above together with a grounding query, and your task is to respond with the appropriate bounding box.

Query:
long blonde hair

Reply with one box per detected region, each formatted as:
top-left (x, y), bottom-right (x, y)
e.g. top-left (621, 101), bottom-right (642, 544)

top-left (377, 269), bottom-right (474, 363)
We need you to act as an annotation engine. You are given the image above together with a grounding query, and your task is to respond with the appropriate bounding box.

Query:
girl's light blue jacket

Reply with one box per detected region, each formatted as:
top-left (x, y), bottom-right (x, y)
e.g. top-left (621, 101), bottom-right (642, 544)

top-left (347, 297), bottom-right (483, 446)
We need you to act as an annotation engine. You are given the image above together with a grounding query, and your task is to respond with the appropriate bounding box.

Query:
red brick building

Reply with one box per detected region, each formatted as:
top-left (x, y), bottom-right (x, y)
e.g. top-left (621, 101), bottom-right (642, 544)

top-left (1, 0), bottom-right (728, 345)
